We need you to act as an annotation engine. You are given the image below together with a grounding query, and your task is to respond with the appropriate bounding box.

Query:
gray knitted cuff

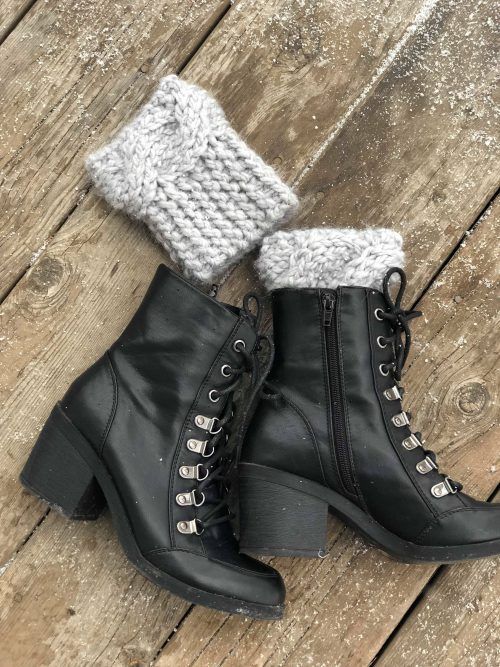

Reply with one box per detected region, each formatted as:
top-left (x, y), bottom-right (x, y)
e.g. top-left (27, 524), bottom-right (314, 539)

top-left (256, 228), bottom-right (404, 291)
top-left (86, 75), bottom-right (298, 283)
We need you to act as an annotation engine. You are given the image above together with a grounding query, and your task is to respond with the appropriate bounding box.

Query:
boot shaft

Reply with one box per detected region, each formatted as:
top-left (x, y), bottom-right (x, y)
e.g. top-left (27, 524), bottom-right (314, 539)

top-left (21, 264), bottom-right (285, 616)
top-left (62, 265), bottom-right (258, 554)
top-left (243, 284), bottom-right (466, 540)
top-left (108, 265), bottom-right (256, 440)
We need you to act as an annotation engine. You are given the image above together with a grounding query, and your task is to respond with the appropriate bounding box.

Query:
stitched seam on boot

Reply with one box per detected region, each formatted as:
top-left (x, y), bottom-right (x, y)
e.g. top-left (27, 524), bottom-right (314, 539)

top-left (99, 352), bottom-right (119, 457)
top-left (318, 289), bottom-right (354, 498)
top-left (366, 291), bottom-right (437, 518)
top-left (414, 506), bottom-right (498, 543)
top-left (144, 547), bottom-right (279, 577)
top-left (280, 391), bottom-right (328, 486)
top-left (338, 287), bottom-right (367, 508)
top-left (169, 317), bottom-right (245, 554)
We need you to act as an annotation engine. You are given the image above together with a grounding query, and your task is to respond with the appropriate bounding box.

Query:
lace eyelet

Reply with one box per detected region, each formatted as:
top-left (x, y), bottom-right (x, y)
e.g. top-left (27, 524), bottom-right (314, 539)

top-left (374, 308), bottom-right (385, 321)
top-left (179, 464), bottom-right (208, 480)
top-left (384, 385), bottom-right (402, 401)
top-left (193, 491), bottom-right (206, 507)
top-left (377, 336), bottom-right (387, 349)
top-left (221, 364), bottom-right (232, 377)
top-left (402, 434), bottom-right (421, 450)
top-left (195, 415), bottom-right (222, 434)
top-left (416, 456), bottom-right (437, 474)
top-left (379, 363), bottom-right (390, 376)
top-left (176, 490), bottom-right (206, 507)
top-left (177, 518), bottom-right (204, 535)
top-left (392, 411), bottom-right (411, 427)
top-left (233, 339), bottom-right (246, 352)
top-left (186, 438), bottom-right (214, 457)
top-left (208, 389), bottom-right (220, 403)
top-left (431, 477), bottom-right (458, 498)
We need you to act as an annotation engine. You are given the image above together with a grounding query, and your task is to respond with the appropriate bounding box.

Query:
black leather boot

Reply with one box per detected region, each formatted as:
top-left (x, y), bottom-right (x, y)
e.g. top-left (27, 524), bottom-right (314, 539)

top-left (20, 265), bottom-right (284, 618)
top-left (239, 268), bottom-right (500, 563)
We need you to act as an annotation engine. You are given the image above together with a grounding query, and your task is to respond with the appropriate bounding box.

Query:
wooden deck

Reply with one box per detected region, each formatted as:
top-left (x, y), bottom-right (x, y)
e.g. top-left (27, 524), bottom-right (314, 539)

top-left (0, 1), bottom-right (498, 664)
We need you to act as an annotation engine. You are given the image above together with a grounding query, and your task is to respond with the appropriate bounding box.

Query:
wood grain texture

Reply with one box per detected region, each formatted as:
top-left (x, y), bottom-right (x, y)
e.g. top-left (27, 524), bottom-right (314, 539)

top-left (0, 0), bottom-right (444, 297)
top-left (292, 0), bottom-right (499, 291)
top-left (0, 2), bottom-right (449, 663)
top-left (0, 0), bottom-right (444, 565)
top-left (0, 0), bottom-right (498, 664)
top-left (377, 490), bottom-right (500, 667)
top-left (0, 0), bottom-right (229, 298)
top-left (217, 0), bottom-right (499, 309)
top-left (0, 511), bottom-right (190, 666)
top-left (154, 198), bottom-right (500, 666)
top-left (0, 0), bottom-right (34, 42)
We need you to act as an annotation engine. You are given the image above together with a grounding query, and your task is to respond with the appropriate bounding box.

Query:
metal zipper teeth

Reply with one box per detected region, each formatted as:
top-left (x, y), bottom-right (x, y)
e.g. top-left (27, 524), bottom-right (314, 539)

top-left (322, 291), bottom-right (356, 496)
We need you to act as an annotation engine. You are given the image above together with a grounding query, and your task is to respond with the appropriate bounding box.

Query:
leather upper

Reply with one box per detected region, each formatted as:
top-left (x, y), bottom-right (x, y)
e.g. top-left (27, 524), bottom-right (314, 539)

top-left (244, 289), bottom-right (342, 491)
top-left (243, 286), bottom-right (500, 547)
top-left (61, 265), bottom-right (283, 601)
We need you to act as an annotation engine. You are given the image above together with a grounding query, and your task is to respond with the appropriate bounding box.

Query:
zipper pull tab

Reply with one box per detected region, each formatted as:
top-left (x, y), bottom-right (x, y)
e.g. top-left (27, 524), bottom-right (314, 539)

top-left (322, 293), bottom-right (335, 326)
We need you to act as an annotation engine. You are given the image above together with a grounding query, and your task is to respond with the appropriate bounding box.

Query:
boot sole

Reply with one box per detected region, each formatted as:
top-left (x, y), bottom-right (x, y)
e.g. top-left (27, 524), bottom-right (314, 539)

top-left (20, 405), bottom-right (284, 620)
top-left (239, 463), bottom-right (500, 563)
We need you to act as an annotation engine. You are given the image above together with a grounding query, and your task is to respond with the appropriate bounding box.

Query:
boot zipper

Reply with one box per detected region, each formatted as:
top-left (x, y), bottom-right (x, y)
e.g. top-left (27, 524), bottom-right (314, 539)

top-left (322, 292), bottom-right (356, 496)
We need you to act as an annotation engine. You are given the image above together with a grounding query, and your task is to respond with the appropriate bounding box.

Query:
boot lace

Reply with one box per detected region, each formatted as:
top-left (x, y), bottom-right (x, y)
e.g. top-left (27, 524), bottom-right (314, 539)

top-left (377, 267), bottom-right (462, 496)
top-left (178, 294), bottom-right (273, 535)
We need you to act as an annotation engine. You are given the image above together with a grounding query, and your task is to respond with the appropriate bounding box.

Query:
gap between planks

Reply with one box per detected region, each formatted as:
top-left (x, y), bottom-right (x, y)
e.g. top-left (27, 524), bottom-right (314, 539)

top-left (0, 0), bottom-right (38, 44)
top-left (0, 0), bottom-right (456, 304)
top-left (410, 188), bottom-right (500, 311)
top-left (295, 0), bottom-right (442, 187)
top-left (371, 483), bottom-right (500, 665)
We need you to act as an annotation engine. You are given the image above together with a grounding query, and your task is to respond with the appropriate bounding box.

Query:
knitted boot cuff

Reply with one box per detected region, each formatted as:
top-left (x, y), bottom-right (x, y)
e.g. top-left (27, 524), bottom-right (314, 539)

top-left (86, 75), bottom-right (298, 283)
top-left (256, 228), bottom-right (404, 291)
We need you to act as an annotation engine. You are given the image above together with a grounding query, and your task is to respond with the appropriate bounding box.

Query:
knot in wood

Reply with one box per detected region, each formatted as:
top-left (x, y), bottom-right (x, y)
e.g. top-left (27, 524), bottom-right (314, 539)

top-left (456, 382), bottom-right (488, 416)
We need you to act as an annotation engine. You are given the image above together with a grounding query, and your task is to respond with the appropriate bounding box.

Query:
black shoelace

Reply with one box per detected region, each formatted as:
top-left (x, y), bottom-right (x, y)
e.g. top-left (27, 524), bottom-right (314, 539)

top-left (379, 267), bottom-right (462, 494)
top-left (195, 294), bottom-right (274, 532)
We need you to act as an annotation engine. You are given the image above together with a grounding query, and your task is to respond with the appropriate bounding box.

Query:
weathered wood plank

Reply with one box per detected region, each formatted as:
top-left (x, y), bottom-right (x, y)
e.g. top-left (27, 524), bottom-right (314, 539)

top-left (0, 2), bottom-right (449, 662)
top-left (377, 489), bottom-right (500, 667)
top-left (0, 0), bottom-right (229, 298)
top-left (0, 0), bottom-right (498, 663)
top-left (217, 0), bottom-right (499, 309)
top-left (0, 0), bottom-right (445, 297)
top-left (0, 0), bottom-right (34, 42)
top-left (0, 0), bottom-right (446, 566)
top-left (291, 0), bottom-right (500, 290)
top-left (0, 511), bottom-right (190, 666)
top-left (154, 199), bottom-right (499, 666)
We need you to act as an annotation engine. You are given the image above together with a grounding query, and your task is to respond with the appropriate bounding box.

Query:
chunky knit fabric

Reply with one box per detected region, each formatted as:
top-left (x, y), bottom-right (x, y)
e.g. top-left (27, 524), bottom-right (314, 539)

top-left (86, 75), bottom-right (298, 283)
top-left (256, 228), bottom-right (405, 291)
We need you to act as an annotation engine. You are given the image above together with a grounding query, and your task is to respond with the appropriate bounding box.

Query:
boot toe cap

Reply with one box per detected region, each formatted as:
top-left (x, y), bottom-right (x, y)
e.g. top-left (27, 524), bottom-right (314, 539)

top-left (417, 501), bottom-right (500, 548)
top-left (145, 548), bottom-right (285, 611)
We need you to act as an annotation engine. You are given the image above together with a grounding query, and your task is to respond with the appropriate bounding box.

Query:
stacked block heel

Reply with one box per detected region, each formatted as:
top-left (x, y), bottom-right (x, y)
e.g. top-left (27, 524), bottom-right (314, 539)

top-left (20, 406), bottom-right (106, 520)
top-left (239, 469), bottom-right (328, 557)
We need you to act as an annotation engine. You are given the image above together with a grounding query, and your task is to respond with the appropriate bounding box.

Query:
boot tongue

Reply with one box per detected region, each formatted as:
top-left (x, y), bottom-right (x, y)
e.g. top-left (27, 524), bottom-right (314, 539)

top-left (201, 518), bottom-right (274, 575)
top-left (201, 519), bottom-right (243, 562)
top-left (221, 302), bottom-right (240, 316)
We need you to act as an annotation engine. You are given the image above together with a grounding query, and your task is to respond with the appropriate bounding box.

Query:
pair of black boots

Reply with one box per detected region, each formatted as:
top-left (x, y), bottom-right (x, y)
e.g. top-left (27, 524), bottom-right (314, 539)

top-left (21, 265), bottom-right (500, 619)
